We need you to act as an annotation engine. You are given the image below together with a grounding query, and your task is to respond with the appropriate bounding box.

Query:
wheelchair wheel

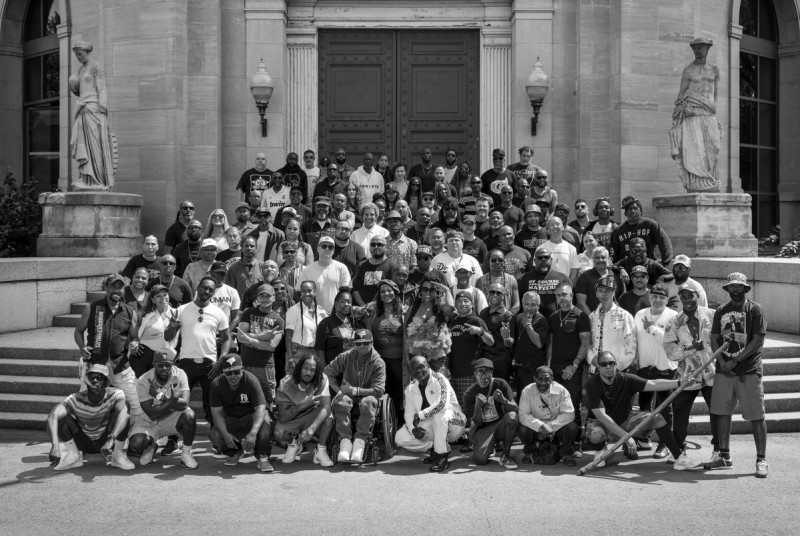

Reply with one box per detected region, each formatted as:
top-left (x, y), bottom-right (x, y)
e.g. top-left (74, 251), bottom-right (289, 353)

top-left (380, 394), bottom-right (397, 459)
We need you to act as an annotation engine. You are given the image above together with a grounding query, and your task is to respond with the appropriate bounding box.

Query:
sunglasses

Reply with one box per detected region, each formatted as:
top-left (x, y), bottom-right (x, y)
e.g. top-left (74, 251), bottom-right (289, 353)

top-left (492, 157), bottom-right (504, 161)
top-left (490, 258), bottom-right (504, 263)
top-left (188, 226), bottom-right (202, 230)
top-left (520, 185), bottom-right (531, 189)
top-left (354, 341), bottom-right (371, 347)
top-left (420, 287), bottom-right (435, 293)
top-left (86, 373), bottom-right (106, 383)
top-left (488, 290), bottom-right (504, 296)
top-left (370, 243), bottom-right (385, 247)
top-left (598, 361), bottom-right (616, 368)
top-left (319, 244), bottom-right (334, 250)
top-left (181, 206), bottom-right (195, 210)
top-left (535, 256), bottom-right (551, 260)
top-left (223, 369), bottom-right (243, 377)
top-left (197, 308), bottom-right (204, 323)
top-left (161, 261), bottom-right (176, 266)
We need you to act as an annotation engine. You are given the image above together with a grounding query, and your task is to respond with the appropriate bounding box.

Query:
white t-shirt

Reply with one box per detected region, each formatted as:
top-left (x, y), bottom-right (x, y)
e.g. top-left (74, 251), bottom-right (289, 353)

top-left (540, 240), bottom-right (579, 278)
top-left (261, 186), bottom-right (292, 219)
top-left (351, 225), bottom-right (389, 254)
top-left (210, 283), bottom-right (241, 320)
top-left (349, 166), bottom-right (385, 201)
top-left (297, 260), bottom-right (351, 313)
top-left (432, 251), bottom-right (483, 288)
top-left (634, 307), bottom-right (679, 370)
top-left (285, 302), bottom-right (328, 347)
top-left (305, 166), bottom-right (321, 200)
top-left (662, 276), bottom-right (708, 313)
top-left (177, 302), bottom-right (229, 361)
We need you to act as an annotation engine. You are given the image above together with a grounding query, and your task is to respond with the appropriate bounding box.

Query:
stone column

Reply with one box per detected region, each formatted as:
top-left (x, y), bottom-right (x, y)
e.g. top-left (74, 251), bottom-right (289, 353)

top-left (287, 27), bottom-right (318, 158)
top-left (481, 28), bottom-right (511, 172)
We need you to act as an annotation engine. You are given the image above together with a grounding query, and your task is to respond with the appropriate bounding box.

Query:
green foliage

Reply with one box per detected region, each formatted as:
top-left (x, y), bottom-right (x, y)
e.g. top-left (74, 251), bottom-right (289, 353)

top-left (0, 169), bottom-right (43, 257)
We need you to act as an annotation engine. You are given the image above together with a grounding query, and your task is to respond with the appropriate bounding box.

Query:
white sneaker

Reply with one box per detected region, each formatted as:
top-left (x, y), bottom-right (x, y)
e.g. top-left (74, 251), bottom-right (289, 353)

top-left (593, 447), bottom-right (610, 469)
top-left (110, 449), bottom-right (135, 471)
top-left (708, 450), bottom-right (720, 464)
top-left (572, 450), bottom-right (584, 459)
top-left (283, 439), bottom-right (301, 464)
top-left (140, 440), bottom-right (158, 466)
top-left (314, 447), bottom-right (334, 467)
top-left (350, 438), bottom-right (366, 464)
top-left (756, 460), bottom-right (769, 478)
top-left (180, 449), bottom-right (198, 470)
top-left (338, 438), bottom-right (352, 463)
top-left (53, 442), bottom-right (82, 471)
top-left (673, 452), bottom-right (695, 471)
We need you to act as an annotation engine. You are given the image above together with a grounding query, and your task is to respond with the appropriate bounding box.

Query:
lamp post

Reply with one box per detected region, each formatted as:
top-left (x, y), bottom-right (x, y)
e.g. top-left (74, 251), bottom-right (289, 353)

top-left (525, 57), bottom-right (550, 136)
top-left (250, 59), bottom-right (274, 137)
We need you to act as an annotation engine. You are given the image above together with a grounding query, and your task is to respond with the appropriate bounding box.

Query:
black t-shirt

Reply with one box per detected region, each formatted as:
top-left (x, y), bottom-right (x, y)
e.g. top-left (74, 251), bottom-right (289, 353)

top-left (145, 277), bottom-right (193, 309)
top-left (238, 308), bottom-right (284, 367)
top-left (575, 269), bottom-right (623, 313)
top-left (448, 314), bottom-right (490, 377)
top-left (479, 169), bottom-right (516, 207)
top-left (517, 269), bottom-right (571, 317)
top-left (315, 314), bottom-right (361, 365)
top-left (462, 237), bottom-right (488, 265)
top-left (277, 165), bottom-right (309, 203)
top-left (408, 163), bottom-right (437, 192)
top-left (478, 307), bottom-right (515, 363)
top-left (585, 372), bottom-right (648, 425)
top-left (236, 167), bottom-right (274, 197)
top-left (711, 299), bottom-right (767, 376)
top-left (333, 241), bottom-right (367, 275)
top-left (164, 221), bottom-right (188, 250)
top-left (210, 370), bottom-right (268, 418)
top-left (496, 204), bottom-right (524, 231)
top-left (616, 258), bottom-right (671, 291)
top-left (513, 312), bottom-right (549, 369)
top-left (514, 227), bottom-right (548, 256)
top-left (406, 226), bottom-right (429, 247)
top-left (617, 290), bottom-right (651, 317)
top-left (216, 249), bottom-right (242, 265)
top-left (548, 307), bottom-right (591, 366)
top-left (171, 240), bottom-right (201, 278)
top-left (121, 254), bottom-right (160, 281)
top-left (463, 377), bottom-right (515, 428)
top-left (352, 258), bottom-right (396, 304)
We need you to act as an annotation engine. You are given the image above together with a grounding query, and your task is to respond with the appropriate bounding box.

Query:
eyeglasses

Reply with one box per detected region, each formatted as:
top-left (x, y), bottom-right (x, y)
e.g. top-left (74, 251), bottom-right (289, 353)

top-left (197, 308), bottom-right (204, 323)
top-left (161, 261), bottom-right (176, 266)
top-left (490, 258), bottom-right (504, 263)
top-left (283, 249), bottom-right (297, 255)
top-left (501, 191), bottom-right (513, 195)
top-left (223, 369), bottom-right (243, 377)
top-left (598, 361), bottom-right (616, 368)
top-left (475, 369), bottom-right (492, 376)
top-left (575, 205), bottom-right (587, 209)
top-left (319, 244), bottom-right (334, 250)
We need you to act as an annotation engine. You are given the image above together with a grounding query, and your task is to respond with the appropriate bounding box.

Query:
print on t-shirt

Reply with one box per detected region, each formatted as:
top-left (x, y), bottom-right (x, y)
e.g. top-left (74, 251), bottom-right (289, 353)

top-left (249, 173), bottom-right (271, 193)
top-left (364, 270), bottom-right (385, 286)
top-left (719, 310), bottom-right (747, 358)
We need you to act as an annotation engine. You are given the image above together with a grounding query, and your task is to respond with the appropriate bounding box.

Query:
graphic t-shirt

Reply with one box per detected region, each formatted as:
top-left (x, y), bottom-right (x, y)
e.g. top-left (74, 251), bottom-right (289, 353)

top-left (236, 167), bottom-right (274, 197)
top-left (239, 307), bottom-right (285, 367)
top-left (515, 227), bottom-right (548, 257)
top-left (352, 258), bottom-right (396, 304)
top-left (135, 366), bottom-right (190, 425)
top-left (449, 314), bottom-right (489, 377)
top-left (517, 270), bottom-right (571, 317)
top-left (711, 300), bottom-right (767, 376)
top-left (210, 370), bottom-right (267, 418)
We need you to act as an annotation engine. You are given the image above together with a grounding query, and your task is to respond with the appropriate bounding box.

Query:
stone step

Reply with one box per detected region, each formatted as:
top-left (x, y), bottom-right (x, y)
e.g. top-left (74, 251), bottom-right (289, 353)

top-left (87, 291), bottom-right (105, 301)
top-left (0, 375), bottom-right (81, 397)
top-left (688, 411), bottom-right (800, 434)
top-left (763, 357), bottom-right (800, 375)
top-left (0, 359), bottom-right (80, 378)
top-left (0, 394), bottom-right (64, 414)
top-left (0, 328), bottom-right (78, 361)
top-left (0, 411), bottom-right (47, 431)
top-left (70, 302), bottom-right (90, 314)
top-left (52, 314), bottom-right (82, 328)
top-left (761, 374), bottom-right (800, 393)
top-left (690, 392), bottom-right (800, 415)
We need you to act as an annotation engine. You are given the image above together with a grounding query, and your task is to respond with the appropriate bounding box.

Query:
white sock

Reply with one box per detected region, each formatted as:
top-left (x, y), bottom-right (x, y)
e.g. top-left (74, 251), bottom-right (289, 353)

top-left (317, 445), bottom-right (327, 453)
top-left (182, 444), bottom-right (192, 454)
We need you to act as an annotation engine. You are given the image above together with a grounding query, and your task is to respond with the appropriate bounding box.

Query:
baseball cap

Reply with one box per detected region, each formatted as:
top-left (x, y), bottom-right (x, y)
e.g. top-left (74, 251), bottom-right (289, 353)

top-left (220, 354), bottom-right (243, 371)
top-left (650, 283), bottom-right (669, 297)
top-left (445, 230), bottom-right (464, 242)
top-left (255, 207), bottom-right (271, 216)
top-left (416, 245), bottom-right (433, 257)
top-left (554, 203), bottom-right (570, 213)
top-left (281, 241), bottom-right (298, 252)
top-left (385, 183), bottom-right (398, 192)
top-left (282, 207), bottom-right (298, 218)
top-left (256, 284), bottom-right (275, 296)
top-left (235, 202), bottom-right (250, 211)
top-left (462, 214), bottom-right (476, 223)
top-left (677, 282), bottom-right (700, 296)
top-left (492, 148), bottom-right (506, 157)
top-left (85, 363), bottom-right (110, 378)
top-left (454, 289), bottom-right (473, 302)
top-left (318, 235), bottom-right (335, 247)
top-left (421, 191), bottom-right (435, 199)
top-left (104, 274), bottom-right (125, 287)
top-left (454, 264), bottom-right (472, 274)
top-left (353, 329), bottom-right (373, 343)
top-left (153, 348), bottom-right (176, 363)
top-left (210, 261), bottom-right (228, 272)
top-left (473, 358), bottom-right (494, 370)
top-left (596, 276), bottom-right (617, 289)
top-left (630, 265), bottom-right (648, 276)
top-left (525, 204), bottom-right (542, 215)
top-left (673, 254), bottom-right (692, 268)
top-left (148, 283), bottom-right (169, 296)
top-left (385, 210), bottom-right (402, 221)
top-left (201, 238), bottom-right (218, 249)
top-left (313, 196), bottom-right (331, 207)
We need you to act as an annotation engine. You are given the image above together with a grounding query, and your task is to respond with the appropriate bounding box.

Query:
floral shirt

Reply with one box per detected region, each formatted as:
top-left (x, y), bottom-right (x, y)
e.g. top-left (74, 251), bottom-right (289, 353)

top-left (588, 303), bottom-right (637, 371)
top-left (662, 306), bottom-right (715, 389)
top-left (406, 314), bottom-right (451, 360)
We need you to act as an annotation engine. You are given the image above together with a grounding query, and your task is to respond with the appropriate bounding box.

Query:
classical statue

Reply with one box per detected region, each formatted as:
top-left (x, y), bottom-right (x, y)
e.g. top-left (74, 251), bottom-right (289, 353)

top-left (670, 37), bottom-right (721, 193)
top-left (68, 41), bottom-right (118, 191)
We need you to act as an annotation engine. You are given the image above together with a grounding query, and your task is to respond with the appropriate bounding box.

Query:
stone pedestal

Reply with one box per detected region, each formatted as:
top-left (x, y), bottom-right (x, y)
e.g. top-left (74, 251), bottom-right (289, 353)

top-left (37, 192), bottom-right (143, 257)
top-left (652, 193), bottom-right (758, 258)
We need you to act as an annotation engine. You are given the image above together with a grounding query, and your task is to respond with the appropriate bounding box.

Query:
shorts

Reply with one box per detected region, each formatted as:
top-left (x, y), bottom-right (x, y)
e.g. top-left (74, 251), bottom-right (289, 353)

top-left (274, 406), bottom-right (326, 440)
top-left (130, 410), bottom-right (183, 440)
top-left (710, 373), bottom-right (765, 421)
top-left (586, 410), bottom-right (661, 443)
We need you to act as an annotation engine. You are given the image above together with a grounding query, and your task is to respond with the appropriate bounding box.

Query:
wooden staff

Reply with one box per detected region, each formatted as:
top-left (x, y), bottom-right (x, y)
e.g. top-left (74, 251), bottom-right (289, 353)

top-left (578, 342), bottom-right (727, 476)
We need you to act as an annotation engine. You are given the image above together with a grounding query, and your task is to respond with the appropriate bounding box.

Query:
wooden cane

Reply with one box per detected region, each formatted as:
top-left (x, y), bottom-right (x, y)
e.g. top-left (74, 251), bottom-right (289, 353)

top-left (578, 342), bottom-right (727, 476)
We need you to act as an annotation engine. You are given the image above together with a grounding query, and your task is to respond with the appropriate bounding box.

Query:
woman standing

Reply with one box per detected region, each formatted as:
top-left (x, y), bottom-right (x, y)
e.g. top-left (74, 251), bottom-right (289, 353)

top-left (204, 209), bottom-right (231, 251)
top-left (451, 162), bottom-right (475, 199)
top-left (124, 267), bottom-right (150, 317)
top-left (345, 182), bottom-right (363, 218)
top-left (269, 217), bottom-right (313, 267)
top-left (384, 183), bottom-right (400, 212)
top-left (285, 280), bottom-right (329, 376)
top-left (392, 163), bottom-right (410, 200)
top-left (132, 284), bottom-right (179, 377)
top-left (315, 289), bottom-right (361, 365)
top-left (577, 231), bottom-right (598, 274)
top-left (405, 276), bottom-right (452, 376)
top-left (376, 153), bottom-right (393, 184)
top-left (365, 280), bottom-right (406, 418)
top-left (404, 177), bottom-right (423, 217)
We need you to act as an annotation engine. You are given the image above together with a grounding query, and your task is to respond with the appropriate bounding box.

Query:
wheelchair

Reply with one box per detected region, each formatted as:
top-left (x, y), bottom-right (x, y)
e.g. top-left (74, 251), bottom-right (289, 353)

top-left (328, 393), bottom-right (397, 466)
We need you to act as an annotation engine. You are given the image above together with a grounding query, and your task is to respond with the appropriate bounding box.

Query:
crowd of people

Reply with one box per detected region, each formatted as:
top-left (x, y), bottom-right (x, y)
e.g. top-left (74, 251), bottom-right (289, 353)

top-left (46, 146), bottom-right (770, 477)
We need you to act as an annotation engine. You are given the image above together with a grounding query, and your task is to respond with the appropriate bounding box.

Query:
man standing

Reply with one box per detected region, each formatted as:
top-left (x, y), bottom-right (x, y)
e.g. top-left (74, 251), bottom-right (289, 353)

top-left (333, 147), bottom-right (356, 183)
top-left (313, 162), bottom-right (347, 201)
top-left (302, 197), bottom-right (336, 253)
top-left (406, 206), bottom-right (432, 246)
top-left (236, 152), bottom-right (273, 201)
top-left (299, 236), bottom-right (351, 312)
top-left (302, 149), bottom-right (320, 201)
top-left (517, 247), bottom-right (571, 317)
top-left (462, 358), bottom-right (519, 469)
top-left (46, 363), bottom-right (134, 471)
top-left (513, 291), bottom-right (550, 392)
top-left (481, 148), bottom-right (516, 207)
top-left (495, 184), bottom-right (524, 231)
top-left (432, 230), bottom-right (483, 288)
top-left (277, 152), bottom-right (309, 203)
top-left (249, 209), bottom-right (285, 263)
top-left (122, 235), bottom-right (160, 283)
top-left (164, 200), bottom-right (195, 254)
top-left (706, 273), bottom-right (769, 478)
top-left (395, 356), bottom-right (466, 472)
top-left (553, 203), bottom-right (582, 249)
top-left (443, 148), bottom-right (458, 184)
top-left (74, 274), bottom-right (141, 418)
top-left (208, 261), bottom-right (241, 327)
top-left (616, 236), bottom-right (671, 291)
top-left (507, 145), bottom-right (540, 184)
top-left (209, 354), bottom-right (274, 472)
top-left (183, 238), bottom-right (218, 293)
top-left (585, 197), bottom-right (618, 254)
top-left (225, 236), bottom-right (265, 298)
top-left (476, 250), bottom-right (520, 314)
top-left (661, 254), bottom-right (708, 312)
top-left (460, 214), bottom-right (488, 265)
top-left (176, 277), bottom-right (231, 423)
top-left (351, 202), bottom-right (388, 253)
top-left (448, 290), bottom-right (494, 408)
top-left (332, 219), bottom-right (366, 274)
top-left (236, 284), bottom-right (284, 401)
top-left (325, 330), bottom-right (386, 464)
top-left (529, 169), bottom-right (558, 215)
top-left (518, 366), bottom-right (579, 466)
top-left (511, 178), bottom-right (531, 209)
top-left (458, 177), bottom-right (494, 219)
top-left (569, 199), bottom-right (591, 236)
top-left (495, 225), bottom-right (532, 278)
top-left (408, 147), bottom-right (436, 192)
top-left (588, 276), bottom-right (637, 372)
top-left (233, 202), bottom-right (257, 237)
top-left (172, 219), bottom-right (203, 277)
top-left (515, 205), bottom-right (548, 257)
top-left (331, 192), bottom-right (356, 227)
top-left (409, 245), bottom-right (439, 286)
top-left (128, 350), bottom-right (198, 469)
top-left (575, 246), bottom-right (623, 315)
top-left (618, 265), bottom-right (652, 316)
top-left (611, 196), bottom-right (673, 266)
top-left (384, 210), bottom-right (417, 271)
top-left (261, 171), bottom-right (292, 220)
top-left (350, 152), bottom-right (384, 201)
top-left (539, 216), bottom-right (579, 285)
top-left (275, 186), bottom-right (312, 228)
top-left (217, 227), bottom-right (243, 265)
top-left (145, 255), bottom-right (193, 309)
top-left (478, 283), bottom-right (516, 381)
top-left (352, 235), bottom-right (396, 306)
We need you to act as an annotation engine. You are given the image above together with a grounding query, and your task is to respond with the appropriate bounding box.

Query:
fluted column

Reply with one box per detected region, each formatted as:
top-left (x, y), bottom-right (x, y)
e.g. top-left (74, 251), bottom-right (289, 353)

top-left (287, 28), bottom-right (318, 155)
top-left (481, 28), bottom-right (511, 171)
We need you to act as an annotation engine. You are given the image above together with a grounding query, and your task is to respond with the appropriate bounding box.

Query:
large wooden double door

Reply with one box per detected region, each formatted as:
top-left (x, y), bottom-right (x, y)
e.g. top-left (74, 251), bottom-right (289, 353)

top-left (318, 30), bottom-right (479, 171)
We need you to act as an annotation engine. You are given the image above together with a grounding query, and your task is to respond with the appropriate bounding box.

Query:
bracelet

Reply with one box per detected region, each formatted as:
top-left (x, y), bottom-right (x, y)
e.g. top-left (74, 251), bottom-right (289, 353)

top-left (355, 387), bottom-right (360, 397)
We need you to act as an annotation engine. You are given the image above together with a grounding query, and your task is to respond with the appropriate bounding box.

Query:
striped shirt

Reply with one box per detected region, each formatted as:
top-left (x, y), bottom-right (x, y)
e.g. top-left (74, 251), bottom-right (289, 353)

top-left (63, 388), bottom-right (125, 440)
top-left (458, 193), bottom-right (493, 218)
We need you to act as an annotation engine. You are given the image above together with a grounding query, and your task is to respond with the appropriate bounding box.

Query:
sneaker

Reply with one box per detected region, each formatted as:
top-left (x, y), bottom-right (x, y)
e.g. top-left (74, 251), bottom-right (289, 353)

top-left (338, 438), bottom-right (352, 463)
top-left (429, 455), bottom-right (450, 472)
top-left (350, 438), bottom-right (366, 464)
top-left (635, 438), bottom-right (652, 451)
top-left (224, 449), bottom-right (244, 466)
top-left (499, 454), bottom-right (518, 470)
top-left (180, 450), bottom-right (198, 470)
top-left (283, 439), bottom-right (301, 464)
top-left (522, 454), bottom-right (534, 464)
top-left (707, 450), bottom-right (720, 464)
top-left (313, 447), bottom-right (334, 467)
top-left (161, 437), bottom-right (178, 456)
top-left (703, 453), bottom-right (733, 470)
top-left (653, 444), bottom-right (668, 459)
top-left (562, 455), bottom-right (577, 467)
top-left (756, 460), bottom-right (769, 478)
top-left (673, 452), bottom-right (695, 471)
top-left (624, 442), bottom-right (639, 460)
top-left (257, 457), bottom-right (274, 472)
top-left (572, 450), bottom-right (584, 459)
top-left (53, 446), bottom-right (82, 471)
top-left (665, 452), bottom-right (675, 464)
top-left (459, 443), bottom-right (474, 454)
top-left (593, 447), bottom-right (610, 469)
top-left (140, 440), bottom-right (158, 466)
top-left (110, 449), bottom-right (135, 471)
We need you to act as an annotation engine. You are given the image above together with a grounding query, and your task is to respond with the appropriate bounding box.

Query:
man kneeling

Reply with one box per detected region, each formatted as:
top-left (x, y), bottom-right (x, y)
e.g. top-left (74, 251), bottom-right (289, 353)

top-left (585, 351), bottom-right (692, 469)
top-left (209, 354), bottom-right (275, 472)
top-left (128, 349), bottom-right (198, 469)
top-left (462, 358), bottom-right (519, 469)
top-left (274, 355), bottom-right (334, 467)
top-left (46, 364), bottom-right (134, 471)
top-left (518, 366), bottom-right (579, 466)
top-left (324, 330), bottom-right (386, 464)
top-left (395, 356), bottom-right (467, 472)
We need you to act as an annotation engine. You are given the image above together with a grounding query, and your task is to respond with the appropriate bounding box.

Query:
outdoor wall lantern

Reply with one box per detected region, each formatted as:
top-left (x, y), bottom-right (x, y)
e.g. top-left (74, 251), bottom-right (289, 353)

top-left (525, 57), bottom-right (550, 136)
top-left (250, 59), bottom-right (274, 137)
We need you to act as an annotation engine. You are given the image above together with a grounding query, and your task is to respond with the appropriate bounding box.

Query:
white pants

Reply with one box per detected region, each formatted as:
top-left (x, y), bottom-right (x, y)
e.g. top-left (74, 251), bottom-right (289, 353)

top-left (395, 409), bottom-right (465, 455)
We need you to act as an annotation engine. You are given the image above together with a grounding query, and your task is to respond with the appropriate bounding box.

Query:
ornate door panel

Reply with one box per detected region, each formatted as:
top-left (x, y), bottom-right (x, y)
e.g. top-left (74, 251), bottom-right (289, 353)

top-left (319, 30), bottom-right (479, 170)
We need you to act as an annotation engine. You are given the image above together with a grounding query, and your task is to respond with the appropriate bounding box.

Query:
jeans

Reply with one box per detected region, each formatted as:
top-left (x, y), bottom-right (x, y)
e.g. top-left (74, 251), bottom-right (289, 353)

top-left (333, 394), bottom-right (378, 441)
top-left (177, 359), bottom-right (213, 423)
top-left (552, 361), bottom-right (585, 437)
top-left (636, 366), bottom-right (676, 443)
top-left (672, 385), bottom-right (719, 451)
top-left (469, 411), bottom-right (518, 464)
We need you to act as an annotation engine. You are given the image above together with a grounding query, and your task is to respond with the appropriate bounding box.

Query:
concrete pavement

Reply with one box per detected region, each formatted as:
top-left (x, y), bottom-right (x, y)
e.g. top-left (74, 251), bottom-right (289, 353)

top-left (0, 430), bottom-right (797, 535)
